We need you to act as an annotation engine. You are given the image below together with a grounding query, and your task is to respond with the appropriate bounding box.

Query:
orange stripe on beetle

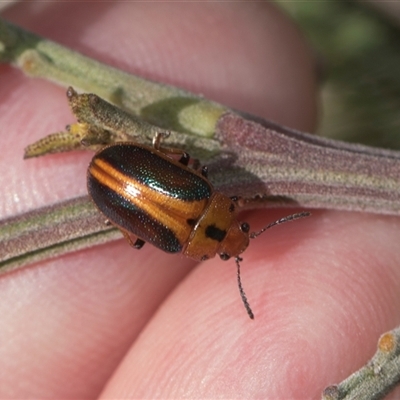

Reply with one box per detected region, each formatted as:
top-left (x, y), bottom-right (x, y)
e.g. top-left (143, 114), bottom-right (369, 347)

top-left (89, 157), bottom-right (208, 245)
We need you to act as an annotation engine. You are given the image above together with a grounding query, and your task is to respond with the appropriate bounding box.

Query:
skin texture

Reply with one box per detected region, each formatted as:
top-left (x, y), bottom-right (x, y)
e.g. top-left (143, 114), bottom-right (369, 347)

top-left (1, 2), bottom-right (400, 399)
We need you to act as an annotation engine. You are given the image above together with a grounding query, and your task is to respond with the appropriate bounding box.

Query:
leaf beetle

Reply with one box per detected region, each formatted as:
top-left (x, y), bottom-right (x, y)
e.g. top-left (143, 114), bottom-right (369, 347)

top-left (87, 132), bottom-right (310, 319)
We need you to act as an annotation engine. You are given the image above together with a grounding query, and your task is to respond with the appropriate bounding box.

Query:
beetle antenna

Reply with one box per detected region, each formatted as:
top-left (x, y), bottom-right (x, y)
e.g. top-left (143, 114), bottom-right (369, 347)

top-left (236, 257), bottom-right (254, 319)
top-left (250, 211), bottom-right (311, 239)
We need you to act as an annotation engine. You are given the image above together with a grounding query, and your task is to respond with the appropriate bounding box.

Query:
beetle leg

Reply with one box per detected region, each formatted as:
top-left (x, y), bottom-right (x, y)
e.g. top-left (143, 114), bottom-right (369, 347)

top-left (201, 165), bottom-right (208, 178)
top-left (152, 131), bottom-right (170, 150)
top-left (132, 238), bottom-right (146, 249)
top-left (120, 229), bottom-right (146, 250)
top-left (152, 132), bottom-right (205, 171)
top-left (230, 196), bottom-right (246, 208)
top-left (178, 152), bottom-right (190, 166)
top-left (153, 132), bottom-right (193, 165)
top-left (153, 133), bottom-right (185, 156)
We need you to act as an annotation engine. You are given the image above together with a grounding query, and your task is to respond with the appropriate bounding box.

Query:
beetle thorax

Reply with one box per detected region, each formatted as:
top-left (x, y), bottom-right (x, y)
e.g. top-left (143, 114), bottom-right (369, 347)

top-left (183, 192), bottom-right (249, 261)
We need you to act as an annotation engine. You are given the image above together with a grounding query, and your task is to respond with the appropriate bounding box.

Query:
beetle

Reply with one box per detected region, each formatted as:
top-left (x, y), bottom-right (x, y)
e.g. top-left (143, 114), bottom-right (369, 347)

top-left (87, 133), bottom-right (310, 319)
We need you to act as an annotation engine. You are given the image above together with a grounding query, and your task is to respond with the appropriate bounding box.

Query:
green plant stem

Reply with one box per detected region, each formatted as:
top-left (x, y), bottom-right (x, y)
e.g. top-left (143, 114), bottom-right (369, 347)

top-left (0, 196), bottom-right (120, 273)
top-left (0, 18), bottom-right (226, 137)
top-left (322, 327), bottom-right (400, 400)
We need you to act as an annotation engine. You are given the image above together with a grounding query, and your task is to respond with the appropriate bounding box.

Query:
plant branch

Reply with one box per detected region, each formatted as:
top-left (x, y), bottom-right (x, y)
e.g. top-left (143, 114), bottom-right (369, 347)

top-left (0, 18), bottom-right (226, 137)
top-left (0, 196), bottom-right (120, 273)
top-left (322, 327), bottom-right (400, 400)
top-left (0, 17), bottom-right (400, 271)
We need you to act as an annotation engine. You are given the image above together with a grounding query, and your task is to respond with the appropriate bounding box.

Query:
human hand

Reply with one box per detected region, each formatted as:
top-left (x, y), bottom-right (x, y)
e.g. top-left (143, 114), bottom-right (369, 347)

top-left (1, 2), bottom-right (400, 399)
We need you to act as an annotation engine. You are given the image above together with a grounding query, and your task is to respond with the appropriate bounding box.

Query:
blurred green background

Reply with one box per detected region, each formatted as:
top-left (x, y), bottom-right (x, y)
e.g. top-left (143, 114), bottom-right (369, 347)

top-left (277, 0), bottom-right (400, 150)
